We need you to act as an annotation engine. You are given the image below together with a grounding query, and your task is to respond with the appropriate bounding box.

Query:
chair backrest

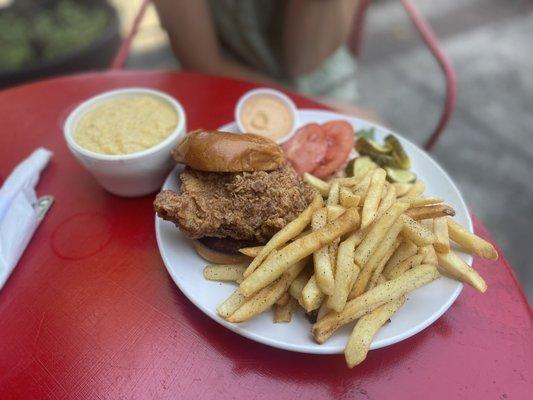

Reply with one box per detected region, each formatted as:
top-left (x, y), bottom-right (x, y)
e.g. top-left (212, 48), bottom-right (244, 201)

top-left (349, 0), bottom-right (457, 151)
top-left (111, 0), bottom-right (456, 151)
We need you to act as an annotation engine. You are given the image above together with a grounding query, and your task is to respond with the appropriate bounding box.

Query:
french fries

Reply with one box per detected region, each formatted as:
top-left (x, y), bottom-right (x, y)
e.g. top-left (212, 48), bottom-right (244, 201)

top-left (400, 214), bottom-right (437, 246)
top-left (405, 204), bottom-right (455, 220)
top-left (239, 246), bottom-right (264, 258)
top-left (274, 298), bottom-right (294, 323)
top-left (350, 219), bottom-right (404, 299)
top-left (313, 264), bottom-right (440, 343)
top-left (204, 152), bottom-right (499, 369)
top-left (404, 180), bottom-right (425, 198)
top-left (228, 260), bottom-right (307, 322)
top-left (276, 292), bottom-right (290, 306)
top-left (217, 288), bottom-right (246, 319)
top-left (447, 218), bottom-right (498, 260)
top-left (386, 254), bottom-right (424, 280)
top-left (312, 209), bottom-right (335, 295)
top-left (326, 180), bottom-right (340, 206)
top-left (394, 182), bottom-right (413, 197)
top-left (327, 233), bottom-right (360, 312)
top-left (203, 264), bottom-right (247, 282)
top-left (382, 240), bottom-right (418, 278)
top-left (354, 202), bottom-right (409, 267)
top-left (418, 244), bottom-right (438, 265)
top-left (436, 251), bottom-right (487, 292)
top-left (289, 268), bottom-right (312, 305)
top-left (326, 205), bottom-right (346, 221)
top-left (361, 168), bottom-right (387, 228)
top-left (243, 194), bottom-right (322, 278)
top-left (400, 196), bottom-right (443, 207)
top-left (240, 207), bottom-right (360, 297)
top-left (376, 184), bottom-right (396, 219)
top-left (303, 173), bottom-right (330, 196)
top-left (433, 217), bottom-right (450, 253)
top-left (340, 187), bottom-right (361, 208)
top-left (301, 274), bottom-right (325, 312)
top-left (345, 296), bottom-right (406, 367)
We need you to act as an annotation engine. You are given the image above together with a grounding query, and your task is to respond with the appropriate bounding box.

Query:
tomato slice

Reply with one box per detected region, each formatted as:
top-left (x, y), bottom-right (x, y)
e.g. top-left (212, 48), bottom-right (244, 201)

top-left (282, 123), bottom-right (328, 175)
top-left (312, 120), bottom-right (355, 178)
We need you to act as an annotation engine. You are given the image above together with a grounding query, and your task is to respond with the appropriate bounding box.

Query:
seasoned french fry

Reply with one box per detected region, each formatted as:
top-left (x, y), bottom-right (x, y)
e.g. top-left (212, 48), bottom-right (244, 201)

top-left (243, 194), bottom-right (322, 278)
top-left (303, 173), bottom-right (330, 196)
top-left (394, 182), bottom-right (413, 197)
top-left (362, 168), bottom-right (387, 228)
top-left (228, 260), bottom-right (307, 322)
top-left (352, 156), bottom-right (377, 181)
top-left (382, 240), bottom-right (418, 278)
top-left (354, 202), bottom-right (409, 267)
top-left (447, 218), bottom-right (498, 260)
top-left (352, 171), bottom-right (373, 199)
top-left (400, 214), bottom-right (437, 246)
top-left (289, 267), bottom-right (312, 305)
top-left (433, 217), bottom-right (450, 253)
top-left (326, 205), bottom-right (346, 221)
top-left (345, 296), bottom-right (406, 367)
top-left (312, 208), bottom-right (335, 295)
top-left (376, 184), bottom-right (397, 219)
top-left (405, 204), bottom-right (455, 220)
top-left (436, 251), bottom-right (487, 292)
top-left (312, 264), bottom-right (440, 343)
top-left (316, 302), bottom-right (330, 321)
top-left (326, 180), bottom-right (340, 206)
top-left (240, 208), bottom-right (359, 296)
top-left (400, 196), bottom-right (444, 207)
top-left (376, 274), bottom-right (388, 285)
top-left (301, 274), bottom-right (325, 312)
top-left (327, 233), bottom-right (360, 312)
top-left (340, 187), bottom-right (361, 208)
top-left (386, 254), bottom-right (424, 280)
top-left (276, 291), bottom-right (290, 306)
top-left (204, 264), bottom-right (247, 282)
top-left (368, 239), bottom-right (401, 290)
top-left (274, 298), bottom-right (294, 323)
top-left (217, 288), bottom-right (247, 319)
top-left (404, 180), bottom-right (425, 198)
top-left (239, 246), bottom-right (264, 258)
top-left (350, 220), bottom-right (403, 298)
top-left (419, 244), bottom-right (438, 265)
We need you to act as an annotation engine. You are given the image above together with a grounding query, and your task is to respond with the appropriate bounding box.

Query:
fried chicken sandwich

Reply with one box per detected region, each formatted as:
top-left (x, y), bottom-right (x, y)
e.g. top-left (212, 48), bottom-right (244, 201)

top-left (154, 130), bottom-right (315, 264)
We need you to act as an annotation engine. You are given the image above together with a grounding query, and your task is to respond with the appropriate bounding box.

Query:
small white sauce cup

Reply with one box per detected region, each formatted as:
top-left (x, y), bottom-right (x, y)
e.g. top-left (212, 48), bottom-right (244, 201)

top-left (235, 88), bottom-right (298, 144)
top-left (64, 87), bottom-right (186, 197)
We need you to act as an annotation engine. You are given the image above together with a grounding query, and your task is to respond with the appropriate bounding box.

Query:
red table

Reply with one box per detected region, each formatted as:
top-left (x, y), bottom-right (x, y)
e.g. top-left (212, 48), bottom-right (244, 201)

top-left (0, 71), bottom-right (531, 400)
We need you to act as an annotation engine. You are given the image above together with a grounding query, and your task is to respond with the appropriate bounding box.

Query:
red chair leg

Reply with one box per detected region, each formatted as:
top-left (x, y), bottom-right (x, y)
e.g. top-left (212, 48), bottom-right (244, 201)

top-left (400, 0), bottom-right (457, 151)
top-left (110, 0), bottom-right (152, 70)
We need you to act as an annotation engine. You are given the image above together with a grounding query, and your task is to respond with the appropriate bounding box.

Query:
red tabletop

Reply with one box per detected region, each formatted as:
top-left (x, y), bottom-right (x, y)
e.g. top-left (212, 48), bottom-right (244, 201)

top-left (0, 71), bottom-right (531, 400)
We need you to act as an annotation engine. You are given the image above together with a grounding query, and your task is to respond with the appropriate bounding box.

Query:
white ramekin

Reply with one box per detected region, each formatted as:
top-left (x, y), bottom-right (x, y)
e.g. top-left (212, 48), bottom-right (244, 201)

top-left (64, 87), bottom-right (186, 197)
top-left (235, 88), bottom-right (298, 144)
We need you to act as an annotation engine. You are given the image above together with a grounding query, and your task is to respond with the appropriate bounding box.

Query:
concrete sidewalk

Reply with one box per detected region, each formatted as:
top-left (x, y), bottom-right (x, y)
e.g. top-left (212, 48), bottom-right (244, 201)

top-left (114, 0), bottom-right (533, 299)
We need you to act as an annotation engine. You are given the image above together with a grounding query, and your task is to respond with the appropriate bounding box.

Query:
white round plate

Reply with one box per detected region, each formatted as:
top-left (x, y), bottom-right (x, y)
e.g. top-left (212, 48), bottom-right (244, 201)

top-left (155, 109), bottom-right (472, 354)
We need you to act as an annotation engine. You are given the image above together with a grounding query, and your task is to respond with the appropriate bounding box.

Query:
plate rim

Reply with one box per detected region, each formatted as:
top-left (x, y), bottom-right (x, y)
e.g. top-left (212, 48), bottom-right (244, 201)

top-left (155, 108), bottom-right (471, 354)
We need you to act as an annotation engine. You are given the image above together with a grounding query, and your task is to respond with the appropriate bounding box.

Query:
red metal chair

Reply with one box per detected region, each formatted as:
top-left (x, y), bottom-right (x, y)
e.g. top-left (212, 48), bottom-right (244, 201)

top-left (111, 0), bottom-right (457, 151)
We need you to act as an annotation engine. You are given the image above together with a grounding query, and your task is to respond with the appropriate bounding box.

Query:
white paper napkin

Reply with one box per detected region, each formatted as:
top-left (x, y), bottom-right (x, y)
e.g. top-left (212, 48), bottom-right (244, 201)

top-left (0, 148), bottom-right (52, 289)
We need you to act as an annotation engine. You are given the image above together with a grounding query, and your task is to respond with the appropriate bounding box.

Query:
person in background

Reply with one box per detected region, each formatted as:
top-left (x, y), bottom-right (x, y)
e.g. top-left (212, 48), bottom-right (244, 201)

top-left (154, 0), bottom-right (374, 117)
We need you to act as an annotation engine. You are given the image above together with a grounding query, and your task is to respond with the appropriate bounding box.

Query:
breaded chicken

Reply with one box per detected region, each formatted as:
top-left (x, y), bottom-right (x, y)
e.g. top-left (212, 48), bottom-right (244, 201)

top-left (154, 164), bottom-right (315, 243)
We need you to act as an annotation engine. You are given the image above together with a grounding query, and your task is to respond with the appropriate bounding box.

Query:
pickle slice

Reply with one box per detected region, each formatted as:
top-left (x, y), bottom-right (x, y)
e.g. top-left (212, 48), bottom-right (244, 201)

top-left (385, 134), bottom-right (411, 170)
top-left (385, 167), bottom-right (416, 183)
top-left (355, 137), bottom-right (392, 156)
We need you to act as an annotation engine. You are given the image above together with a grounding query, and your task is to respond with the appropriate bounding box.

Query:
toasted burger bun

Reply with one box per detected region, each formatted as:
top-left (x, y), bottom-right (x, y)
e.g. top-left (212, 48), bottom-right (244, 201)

top-left (192, 239), bottom-right (251, 264)
top-left (172, 130), bottom-right (285, 172)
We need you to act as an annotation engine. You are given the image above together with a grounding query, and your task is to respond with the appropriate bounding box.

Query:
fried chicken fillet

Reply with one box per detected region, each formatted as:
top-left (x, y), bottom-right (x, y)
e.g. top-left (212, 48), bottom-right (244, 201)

top-left (154, 164), bottom-right (315, 244)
